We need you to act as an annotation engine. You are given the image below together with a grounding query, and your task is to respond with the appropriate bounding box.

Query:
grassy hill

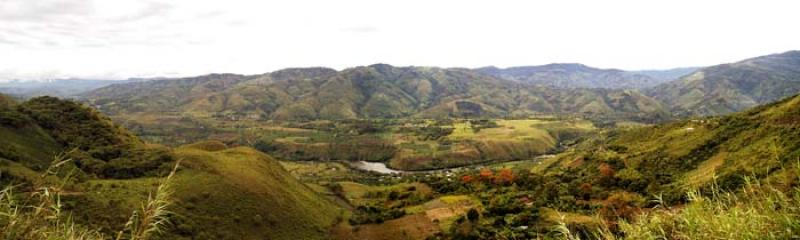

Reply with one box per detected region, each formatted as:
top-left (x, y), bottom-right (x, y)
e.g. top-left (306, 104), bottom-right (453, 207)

top-left (83, 64), bottom-right (669, 121)
top-left (477, 64), bottom-right (667, 89)
top-left (0, 95), bottom-right (62, 170)
top-left (168, 144), bottom-right (341, 239)
top-left (0, 97), bottom-right (343, 240)
top-left (647, 50), bottom-right (800, 116)
top-left (540, 93), bottom-right (800, 202)
top-left (72, 142), bottom-right (342, 239)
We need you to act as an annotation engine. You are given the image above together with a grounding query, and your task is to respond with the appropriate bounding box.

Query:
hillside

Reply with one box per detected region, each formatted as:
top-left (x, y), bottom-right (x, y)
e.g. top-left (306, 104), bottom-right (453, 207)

top-left (539, 93), bottom-right (800, 203)
top-left (476, 64), bottom-right (667, 89)
top-left (647, 51), bottom-right (800, 116)
top-left (167, 144), bottom-right (341, 239)
top-left (0, 97), bottom-right (342, 240)
top-left (410, 94), bottom-right (800, 239)
top-left (0, 93), bottom-right (15, 107)
top-left (0, 96), bottom-right (171, 176)
top-left (83, 65), bottom-right (668, 121)
top-left (70, 142), bottom-right (342, 240)
top-left (0, 95), bottom-right (62, 170)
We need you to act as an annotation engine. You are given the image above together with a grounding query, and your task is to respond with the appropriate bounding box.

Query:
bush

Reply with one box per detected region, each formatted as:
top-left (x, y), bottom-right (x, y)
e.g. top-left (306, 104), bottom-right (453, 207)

top-left (466, 208), bottom-right (480, 222)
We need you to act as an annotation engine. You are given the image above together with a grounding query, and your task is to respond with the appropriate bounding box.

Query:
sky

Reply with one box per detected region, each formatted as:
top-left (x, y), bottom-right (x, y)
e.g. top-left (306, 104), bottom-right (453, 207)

top-left (1, 0), bottom-right (799, 81)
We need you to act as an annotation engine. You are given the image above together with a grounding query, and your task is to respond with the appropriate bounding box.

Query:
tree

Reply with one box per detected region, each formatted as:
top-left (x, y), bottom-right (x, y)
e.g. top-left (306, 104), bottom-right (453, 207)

top-left (494, 169), bottom-right (514, 185)
top-left (599, 163), bottom-right (615, 177)
top-left (466, 208), bottom-right (480, 222)
top-left (478, 169), bottom-right (494, 182)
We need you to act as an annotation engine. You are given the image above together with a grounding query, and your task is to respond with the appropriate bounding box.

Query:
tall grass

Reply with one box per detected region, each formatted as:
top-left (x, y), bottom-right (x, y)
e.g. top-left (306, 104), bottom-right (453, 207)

top-left (614, 178), bottom-right (800, 239)
top-left (116, 161), bottom-right (179, 240)
top-left (0, 155), bottom-right (179, 240)
top-left (555, 164), bottom-right (800, 240)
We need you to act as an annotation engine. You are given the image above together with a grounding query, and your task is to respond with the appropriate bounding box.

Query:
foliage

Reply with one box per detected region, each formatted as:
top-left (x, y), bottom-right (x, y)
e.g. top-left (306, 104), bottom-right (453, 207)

top-left (0, 155), bottom-right (177, 240)
top-left (18, 96), bottom-right (140, 154)
top-left (591, 172), bottom-right (800, 240)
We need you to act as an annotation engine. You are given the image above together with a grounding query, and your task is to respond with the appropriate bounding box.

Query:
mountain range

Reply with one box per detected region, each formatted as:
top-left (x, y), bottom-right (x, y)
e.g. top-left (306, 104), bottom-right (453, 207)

top-left (83, 65), bottom-right (669, 121)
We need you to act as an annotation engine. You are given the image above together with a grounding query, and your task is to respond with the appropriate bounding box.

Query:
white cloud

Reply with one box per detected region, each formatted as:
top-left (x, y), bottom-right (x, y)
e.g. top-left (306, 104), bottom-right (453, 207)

top-left (1, 0), bottom-right (799, 81)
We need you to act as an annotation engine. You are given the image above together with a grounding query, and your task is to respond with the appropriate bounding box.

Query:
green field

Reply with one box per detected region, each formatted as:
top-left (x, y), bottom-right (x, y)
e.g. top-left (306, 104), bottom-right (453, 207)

top-left (113, 116), bottom-right (598, 171)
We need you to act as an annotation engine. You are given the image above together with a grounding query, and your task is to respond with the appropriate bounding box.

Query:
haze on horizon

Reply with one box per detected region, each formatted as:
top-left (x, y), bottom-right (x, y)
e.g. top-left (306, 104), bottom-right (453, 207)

top-left (1, 0), bottom-right (799, 81)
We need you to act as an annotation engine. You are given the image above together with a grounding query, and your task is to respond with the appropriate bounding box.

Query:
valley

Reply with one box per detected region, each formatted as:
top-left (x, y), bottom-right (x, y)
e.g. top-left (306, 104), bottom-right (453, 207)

top-left (2, 50), bottom-right (800, 240)
top-left (113, 113), bottom-right (595, 171)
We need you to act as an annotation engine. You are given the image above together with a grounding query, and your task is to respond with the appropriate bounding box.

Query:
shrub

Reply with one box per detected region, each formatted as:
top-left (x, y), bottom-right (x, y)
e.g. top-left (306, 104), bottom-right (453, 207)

top-left (466, 208), bottom-right (480, 222)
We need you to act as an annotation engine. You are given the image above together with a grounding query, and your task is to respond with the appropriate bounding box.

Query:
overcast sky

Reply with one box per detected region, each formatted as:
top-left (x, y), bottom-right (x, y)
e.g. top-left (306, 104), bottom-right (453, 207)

top-left (1, 0), bottom-right (799, 81)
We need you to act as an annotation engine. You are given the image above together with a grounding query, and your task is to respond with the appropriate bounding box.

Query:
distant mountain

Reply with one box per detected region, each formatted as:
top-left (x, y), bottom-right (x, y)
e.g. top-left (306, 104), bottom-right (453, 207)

top-left (85, 73), bottom-right (249, 113)
top-left (0, 78), bottom-right (138, 98)
top-left (83, 64), bottom-right (668, 121)
top-left (476, 63), bottom-right (669, 89)
top-left (646, 51), bottom-right (800, 116)
top-left (632, 67), bottom-right (700, 81)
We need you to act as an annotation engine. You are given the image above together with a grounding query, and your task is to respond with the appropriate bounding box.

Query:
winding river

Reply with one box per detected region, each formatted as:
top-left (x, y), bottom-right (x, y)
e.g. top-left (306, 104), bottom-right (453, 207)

top-left (350, 154), bottom-right (555, 174)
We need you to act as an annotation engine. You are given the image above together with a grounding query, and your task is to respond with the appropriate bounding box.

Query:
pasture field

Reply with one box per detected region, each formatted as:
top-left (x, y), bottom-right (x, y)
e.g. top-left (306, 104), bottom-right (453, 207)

top-left (114, 116), bottom-right (599, 170)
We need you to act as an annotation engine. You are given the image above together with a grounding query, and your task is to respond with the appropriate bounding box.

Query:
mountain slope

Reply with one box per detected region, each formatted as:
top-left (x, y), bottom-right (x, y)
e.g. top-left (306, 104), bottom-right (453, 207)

top-left (0, 97), bottom-right (342, 240)
top-left (83, 65), bottom-right (668, 121)
top-left (476, 64), bottom-right (666, 89)
top-left (1, 96), bottom-right (165, 175)
top-left (0, 95), bottom-right (62, 170)
top-left (162, 143), bottom-right (342, 239)
top-left (541, 93), bottom-right (800, 203)
top-left (647, 51), bottom-right (800, 116)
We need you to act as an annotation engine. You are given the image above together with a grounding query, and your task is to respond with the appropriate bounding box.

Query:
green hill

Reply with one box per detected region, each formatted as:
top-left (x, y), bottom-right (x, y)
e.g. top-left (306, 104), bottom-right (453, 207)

top-left (71, 142), bottom-right (342, 240)
top-left (83, 65), bottom-right (668, 121)
top-left (540, 93), bottom-right (800, 203)
top-left (167, 143), bottom-right (341, 239)
top-left (647, 50), bottom-right (800, 116)
top-left (426, 94), bottom-right (800, 239)
top-left (0, 97), bottom-right (342, 240)
top-left (0, 95), bottom-right (62, 170)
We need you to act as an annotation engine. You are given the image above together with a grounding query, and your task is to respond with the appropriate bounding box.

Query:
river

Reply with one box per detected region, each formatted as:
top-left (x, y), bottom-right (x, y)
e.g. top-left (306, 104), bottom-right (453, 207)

top-left (350, 154), bottom-right (556, 175)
